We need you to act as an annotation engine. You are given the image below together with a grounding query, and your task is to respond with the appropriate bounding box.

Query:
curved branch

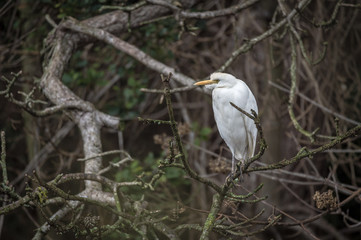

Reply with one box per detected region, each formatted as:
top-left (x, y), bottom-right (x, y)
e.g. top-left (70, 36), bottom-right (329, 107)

top-left (61, 19), bottom-right (196, 87)
top-left (288, 33), bottom-right (317, 142)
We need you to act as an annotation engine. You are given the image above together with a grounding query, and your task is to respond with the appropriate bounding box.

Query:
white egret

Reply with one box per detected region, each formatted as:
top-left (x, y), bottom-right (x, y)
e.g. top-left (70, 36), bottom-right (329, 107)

top-left (194, 72), bottom-right (258, 173)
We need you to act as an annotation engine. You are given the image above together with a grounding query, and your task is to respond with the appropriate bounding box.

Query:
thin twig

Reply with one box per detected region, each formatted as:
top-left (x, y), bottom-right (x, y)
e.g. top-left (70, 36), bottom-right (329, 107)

top-left (140, 85), bottom-right (196, 93)
top-left (0, 132), bottom-right (7, 184)
top-left (77, 150), bottom-right (132, 162)
top-left (161, 73), bottom-right (222, 193)
top-left (269, 81), bottom-right (360, 125)
top-left (248, 124), bottom-right (361, 172)
top-left (217, 0), bottom-right (312, 72)
top-left (179, 0), bottom-right (259, 19)
top-left (340, 3), bottom-right (361, 8)
top-left (99, 1), bottom-right (146, 11)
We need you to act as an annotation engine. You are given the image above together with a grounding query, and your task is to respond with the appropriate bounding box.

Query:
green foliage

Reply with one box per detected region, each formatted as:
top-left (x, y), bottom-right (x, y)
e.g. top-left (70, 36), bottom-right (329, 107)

top-left (104, 70), bottom-right (148, 118)
top-left (134, 19), bottom-right (177, 60)
top-left (62, 63), bottom-right (105, 86)
top-left (62, 47), bottom-right (150, 119)
top-left (192, 122), bottom-right (212, 145)
top-left (62, 50), bottom-right (105, 86)
top-left (51, 0), bottom-right (104, 19)
top-left (113, 153), bottom-right (158, 197)
top-left (111, 150), bottom-right (189, 203)
top-left (103, 231), bottom-right (134, 240)
top-left (114, 159), bottom-right (141, 183)
top-left (163, 167), bottom-right (184, 181)
top-left (60, 14), bottom-right (182, 121)
top-left (113, 153), bottom-right (160, 183)
top-left (143, 152), bottom-right (158, 170)
top-left (123, 75), bottom-right (142, 109)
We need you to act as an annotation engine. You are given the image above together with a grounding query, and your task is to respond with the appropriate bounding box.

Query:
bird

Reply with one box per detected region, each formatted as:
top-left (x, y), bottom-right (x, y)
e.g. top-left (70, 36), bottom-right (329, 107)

top-left (194, 72), bottom-right (258, 174)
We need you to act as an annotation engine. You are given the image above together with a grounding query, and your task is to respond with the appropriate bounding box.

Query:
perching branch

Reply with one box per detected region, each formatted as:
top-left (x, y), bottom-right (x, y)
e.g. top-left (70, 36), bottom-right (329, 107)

top-left (248, 123), bottom-right (361, 172)
top-left (160, 73), bottom-right (222, 193)
top-left (2, 0), bottom-right (360, 238)
top-left (228, 102), bottom-right (267, 171)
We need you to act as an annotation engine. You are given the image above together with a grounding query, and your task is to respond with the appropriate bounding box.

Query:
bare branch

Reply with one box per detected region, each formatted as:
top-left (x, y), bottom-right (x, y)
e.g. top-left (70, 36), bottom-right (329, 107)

top-left (61, 19), bottom-right (197, 87)
top-left (218, 0), bottom-right (311, 72)
top-left (269, 81), bottom-right (361, 125)
top-left (179, 0), bottom-right (260, 19)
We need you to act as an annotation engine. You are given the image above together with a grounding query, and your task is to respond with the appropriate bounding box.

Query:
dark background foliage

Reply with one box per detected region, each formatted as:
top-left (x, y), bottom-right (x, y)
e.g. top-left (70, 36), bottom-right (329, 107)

top-left (1, 0), bottom-right (361, 239)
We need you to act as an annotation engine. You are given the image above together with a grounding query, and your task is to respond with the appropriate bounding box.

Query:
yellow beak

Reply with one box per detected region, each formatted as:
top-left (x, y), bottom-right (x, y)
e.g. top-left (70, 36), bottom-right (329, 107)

top-left (193, 79), bottom-right (218, 86)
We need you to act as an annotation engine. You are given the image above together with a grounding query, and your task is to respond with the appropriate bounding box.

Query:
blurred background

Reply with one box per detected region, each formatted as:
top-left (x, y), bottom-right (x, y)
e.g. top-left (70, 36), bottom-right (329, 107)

top-left (0, 0), bottom-right (361, 239)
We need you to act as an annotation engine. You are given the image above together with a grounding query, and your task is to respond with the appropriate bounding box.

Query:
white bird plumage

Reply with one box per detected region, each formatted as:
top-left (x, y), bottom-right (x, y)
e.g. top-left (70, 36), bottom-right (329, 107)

top-left (194, 72), bottom-right (258, 173)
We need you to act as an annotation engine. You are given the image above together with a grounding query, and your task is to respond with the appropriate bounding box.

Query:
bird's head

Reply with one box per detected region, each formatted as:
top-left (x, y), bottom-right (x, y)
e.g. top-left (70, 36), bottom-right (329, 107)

top-left (194, 72), bottom-right (238, 90)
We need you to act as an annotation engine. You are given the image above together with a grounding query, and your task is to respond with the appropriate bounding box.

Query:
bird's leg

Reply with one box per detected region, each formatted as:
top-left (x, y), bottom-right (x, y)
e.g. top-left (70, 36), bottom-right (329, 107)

top-left (225, 155), bottom-right (237, 185)
top-left (238, 162), bottom-right (244, 182)
top-left (226, 155), bottom-right (245, 185)
top-left (232, 156), bottom-right (244, 182)
top-left (231, 155), bottom-right (236, 174)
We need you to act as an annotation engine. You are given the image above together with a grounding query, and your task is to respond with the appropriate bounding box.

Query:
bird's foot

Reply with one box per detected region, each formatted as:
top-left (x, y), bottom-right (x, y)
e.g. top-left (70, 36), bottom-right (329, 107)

top-left (225, 172), bottom-right (237, 187)
top-left (226, 167), bottom-right (243, 185)
top-left (237, 164), bottom-right (244, 182)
